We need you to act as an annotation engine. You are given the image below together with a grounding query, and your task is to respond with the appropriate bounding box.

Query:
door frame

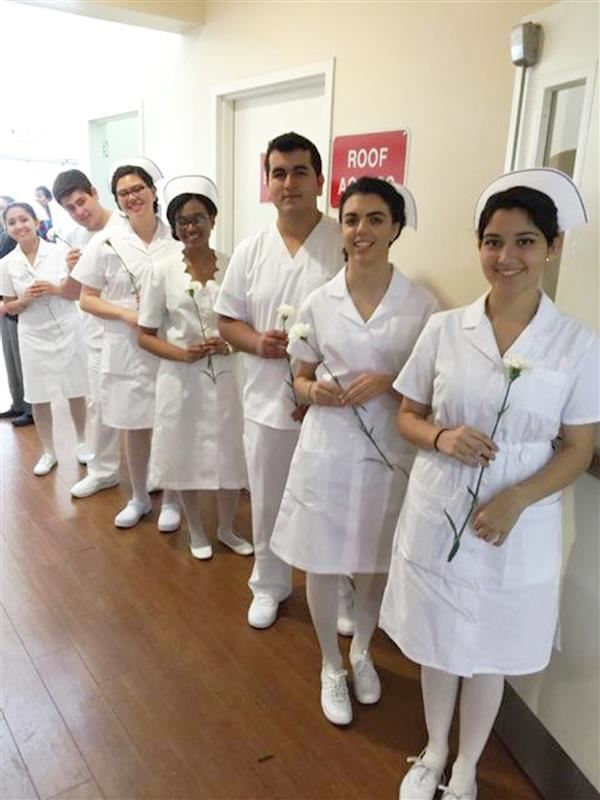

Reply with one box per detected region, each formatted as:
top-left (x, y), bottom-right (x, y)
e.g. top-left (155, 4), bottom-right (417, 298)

top-left (211, 59), bottom-right (335, 253)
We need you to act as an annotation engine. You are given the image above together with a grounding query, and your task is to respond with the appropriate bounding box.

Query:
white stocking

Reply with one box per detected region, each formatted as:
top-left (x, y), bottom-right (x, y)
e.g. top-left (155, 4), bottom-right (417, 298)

top-left (161, 488), bottom-right (179, 510)
top-left (124, 429), bottom-right (151, 504)
top-left (68, 396), bottom-right (87, 443)
top-left (448, 674), bottom-right (505, 794)
top-left (420, 665), bottom-right (460, 770)
top-left (179, 490), bottom-right (209, 549)
top-left (306, 572), bottom-right (342, 672)
top-left (349, 572), bottom-right (387, 660)
top-left (216, 489), bottom-right (239, 535)
top-left (32, 402), bottom-right (54, 456)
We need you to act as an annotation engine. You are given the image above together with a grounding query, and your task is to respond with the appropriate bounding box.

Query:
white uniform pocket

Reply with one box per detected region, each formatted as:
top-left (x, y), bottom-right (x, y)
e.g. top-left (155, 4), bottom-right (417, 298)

top-left (501, 496), bottom-right (562, 589)
top-left (516, 367), bottom-right (569, 421)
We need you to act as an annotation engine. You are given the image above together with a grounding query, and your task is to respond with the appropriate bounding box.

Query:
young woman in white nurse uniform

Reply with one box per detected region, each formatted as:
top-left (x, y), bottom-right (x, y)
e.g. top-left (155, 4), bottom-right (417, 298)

top-left (380, 169), bottom-right (599, 800)
top-left (270, 177), bottom-right (438, 726)
top-left (138, 176), bottom-right (252, 560)
top-left (0, 202), bottom-right (89, 475)
top-left (72, 158), bottom-right (180, 530)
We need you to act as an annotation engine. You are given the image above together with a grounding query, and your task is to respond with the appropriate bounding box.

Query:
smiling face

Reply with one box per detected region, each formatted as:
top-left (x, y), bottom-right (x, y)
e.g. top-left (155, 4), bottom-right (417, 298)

top-left (479, 207), bottom-right (559, 300)
top-left (174, 197), bottom-right (215, 250)
top-left (341, 193), bottom-right (400, 267)
top-left (115, 173), bottom-right (156, 220)
top-left (4, 205), bottom-right (39, 247)
top-left (61, 188), bottom-right (104, 232)
top-left (266, 149), bottom-right (323, 216)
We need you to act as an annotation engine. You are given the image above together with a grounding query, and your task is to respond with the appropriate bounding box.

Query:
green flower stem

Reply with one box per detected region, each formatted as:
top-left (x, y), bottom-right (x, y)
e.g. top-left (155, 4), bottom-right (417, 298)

top-left (281, 318), bottom-right (301, 410)
top-left (187, 288), bottom-right (218, 383)
top-left (105, 240), bottom-right (140, 306)
top-left (446, 375), bottom-right (517, 562)
top-left (301, 337), bottom-right (397, 472)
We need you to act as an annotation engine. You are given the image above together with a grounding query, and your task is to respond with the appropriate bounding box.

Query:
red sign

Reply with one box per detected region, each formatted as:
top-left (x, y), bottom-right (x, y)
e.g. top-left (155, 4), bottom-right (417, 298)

top-left (330, 130), bottom-right (408, 208)
top-left (259, 153), bottom-right (269, 203)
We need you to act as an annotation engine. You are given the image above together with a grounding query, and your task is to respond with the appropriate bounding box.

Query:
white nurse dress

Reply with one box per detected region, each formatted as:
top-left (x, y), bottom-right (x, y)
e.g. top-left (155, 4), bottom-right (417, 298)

top-left (0, 239), bottom-right (88, 404)
top-left (72, 219), bottom-right (172, 429)
top-left (138, 250), bottom-right (247, 491)
top-left (270, 267), bottom-right (439, 575)
top-left (379, 292), bottom-right (600, 677)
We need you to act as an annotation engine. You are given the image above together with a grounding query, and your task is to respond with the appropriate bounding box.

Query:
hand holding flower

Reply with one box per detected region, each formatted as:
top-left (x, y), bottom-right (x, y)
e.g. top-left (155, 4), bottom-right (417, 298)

top-left (66, 248), bottom-right (82, 271)
top-left (25, 281), bottom-right (59, 299)
top-left (437, 425), bottom-right (498, 467)
top-left (472, 486), bottom-right (527, 547)
top-left (183, 341), bottom-right (219, 362)
top-left (311, 378), bottom-right (344, 407)
top-left (256, 329), bottom-right (288, 359)
top-left (340, 373), bottom-right (395, 407)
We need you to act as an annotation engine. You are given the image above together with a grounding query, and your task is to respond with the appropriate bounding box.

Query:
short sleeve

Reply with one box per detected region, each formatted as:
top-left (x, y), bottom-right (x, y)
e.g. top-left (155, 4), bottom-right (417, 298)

top-left (287, 293), bottom-right (321, 364)
top-left (393, 314), bottom-right (442, 404)
top-left (562, 333), bottom-right (600, 425)
top-left (71, 234), bottom-right (106, 290)
top-left (213, 244), bottom-right (248, 321)
top-left (0, 257), bottom-right (16, 297)
top-left (138, 265), bottom-right (166, 330)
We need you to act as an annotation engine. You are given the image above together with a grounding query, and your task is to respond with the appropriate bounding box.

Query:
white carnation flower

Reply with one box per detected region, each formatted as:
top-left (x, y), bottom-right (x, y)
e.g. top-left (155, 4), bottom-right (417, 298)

top-left (503, 353), bottom-right (532, 380)
top-left (288, 322), bottom-right (312, 342)
top-left (277, 303), bottom-right (295, 323)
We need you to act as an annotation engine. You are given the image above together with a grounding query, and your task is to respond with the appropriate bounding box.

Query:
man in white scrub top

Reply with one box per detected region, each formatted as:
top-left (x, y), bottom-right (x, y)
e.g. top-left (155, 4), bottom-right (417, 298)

top-left (216, 132), bottom-right (344, 629)
top-left (52, 170), bottom-right (122, 498)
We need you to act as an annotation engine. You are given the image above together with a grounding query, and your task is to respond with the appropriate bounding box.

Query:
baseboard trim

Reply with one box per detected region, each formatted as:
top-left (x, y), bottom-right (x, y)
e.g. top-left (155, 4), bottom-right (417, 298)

top-left (494, 683), bottom-right (599, 800)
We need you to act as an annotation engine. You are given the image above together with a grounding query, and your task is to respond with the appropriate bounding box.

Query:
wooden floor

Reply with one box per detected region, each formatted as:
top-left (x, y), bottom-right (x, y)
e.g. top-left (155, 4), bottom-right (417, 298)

top-left (0, 395), bottom-right (542, 800)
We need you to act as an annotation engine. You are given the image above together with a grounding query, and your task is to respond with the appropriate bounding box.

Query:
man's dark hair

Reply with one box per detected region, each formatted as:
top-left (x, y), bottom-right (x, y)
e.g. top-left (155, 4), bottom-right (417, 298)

top-left (264, 132), bottom-right (322, 178)
top-left (53, 170), bottom-right (93, 206)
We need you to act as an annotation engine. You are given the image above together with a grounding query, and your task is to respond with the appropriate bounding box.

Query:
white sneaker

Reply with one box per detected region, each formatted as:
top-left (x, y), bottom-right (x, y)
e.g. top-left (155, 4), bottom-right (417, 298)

top-left (190, 543), bottom-right (213, 560)
top-left (70, 475), bottom-right (119, 498)
top-left (399, 752), bottom-right (445, 800)
top-left (320, 668), bottom-right (352, 726)
top-left (114, 499), bottom-right (152, 528)
top-left (217, 530), bottom-right (254, 556)
top-left (33, 453), bottom-right (57, 476)
top-left (351, 651), bottom-right (381, 704)
top-left (158, 503), bottom-right (181, 533)
top-left (75, 442), bottom-right (94, 465)
top-left (247, 595), bottom-right (278, 629)
top-left (439, 783), bottom-right (477, 800)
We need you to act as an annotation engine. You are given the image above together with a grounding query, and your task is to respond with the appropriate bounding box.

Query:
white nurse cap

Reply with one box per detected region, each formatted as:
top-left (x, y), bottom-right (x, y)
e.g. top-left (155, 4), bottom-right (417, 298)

top-left (392, 183), bottom-right (417, 230)
top-left (163, 175), bottom-right (219, 211)
top-left (474, 168), bottom-right (588, 232)
top-left (111, 156), bottom-right (163, 184)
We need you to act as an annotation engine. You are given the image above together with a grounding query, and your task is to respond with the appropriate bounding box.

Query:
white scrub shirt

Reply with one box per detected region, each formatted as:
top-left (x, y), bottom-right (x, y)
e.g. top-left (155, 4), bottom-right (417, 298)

top-left (270, 267), bottom-right (439, 574)
top-left (380, 292), bottom-right (600, 677)
top-left (72, 218), bottom-right (172, 429)
top-left (69, 213), bottom-right (124, 353)
top-left (214, 215), bottom-right (344, 430)
top-left (138, 249), bottom-right (247, 491)
top-left (0, 239), bottom-right (88, 404)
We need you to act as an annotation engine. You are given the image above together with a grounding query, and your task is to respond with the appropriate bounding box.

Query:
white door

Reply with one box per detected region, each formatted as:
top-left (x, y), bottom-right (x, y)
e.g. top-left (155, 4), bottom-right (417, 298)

top-left (506, 2), bottom-right (599, 790)
top-left (88, 111), bottom-right (141, 210)
top-left (213, 61), bottom-right (334, 255)
top-left (232, 80), bottom-right (328, 246)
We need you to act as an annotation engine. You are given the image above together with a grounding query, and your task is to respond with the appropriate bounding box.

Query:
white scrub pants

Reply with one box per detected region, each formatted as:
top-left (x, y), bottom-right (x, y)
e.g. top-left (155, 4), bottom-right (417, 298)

top-left (86, 349), bottom-right (120, 481)
top-left (244, 419), bottom-right (298, 602)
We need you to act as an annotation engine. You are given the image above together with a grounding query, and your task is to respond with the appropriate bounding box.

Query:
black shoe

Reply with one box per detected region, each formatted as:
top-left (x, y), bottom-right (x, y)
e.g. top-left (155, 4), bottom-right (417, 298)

top-left (0, 407), bottom-right (21, 419)
top-left (12, 413), bottom-right (35, 427)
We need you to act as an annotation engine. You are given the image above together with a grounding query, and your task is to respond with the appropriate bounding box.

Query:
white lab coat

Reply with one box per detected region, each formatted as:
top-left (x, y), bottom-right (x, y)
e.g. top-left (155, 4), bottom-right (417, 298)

top-left (214, 214), bottom-right (344, 430)
top-left (270, 267), bottom-right (439, 574)
top-left (380, 293), bottom-right (600, 677)
top-left (0, 239), bottom-right (88, 404)
top-left (72, 218), bottom-right (173, 429)
top-left (138, 250), bottom-right (247, 490)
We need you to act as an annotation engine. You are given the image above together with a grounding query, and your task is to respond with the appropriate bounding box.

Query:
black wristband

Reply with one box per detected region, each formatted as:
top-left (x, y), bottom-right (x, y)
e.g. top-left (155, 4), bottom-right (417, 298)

top-left (433, 428), bottom-right (449, 451)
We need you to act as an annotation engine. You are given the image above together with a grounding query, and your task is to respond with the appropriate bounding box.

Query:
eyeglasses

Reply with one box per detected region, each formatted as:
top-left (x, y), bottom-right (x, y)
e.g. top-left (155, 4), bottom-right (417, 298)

top-left (116, 184), bottom-right (148, 200)
top-left (175, 214), bottom-right (211, 228)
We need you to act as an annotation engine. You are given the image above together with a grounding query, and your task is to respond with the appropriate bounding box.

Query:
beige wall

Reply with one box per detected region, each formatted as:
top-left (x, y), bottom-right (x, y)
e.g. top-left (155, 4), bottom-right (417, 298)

top-left (142, 0), bottom-right (551, 307)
